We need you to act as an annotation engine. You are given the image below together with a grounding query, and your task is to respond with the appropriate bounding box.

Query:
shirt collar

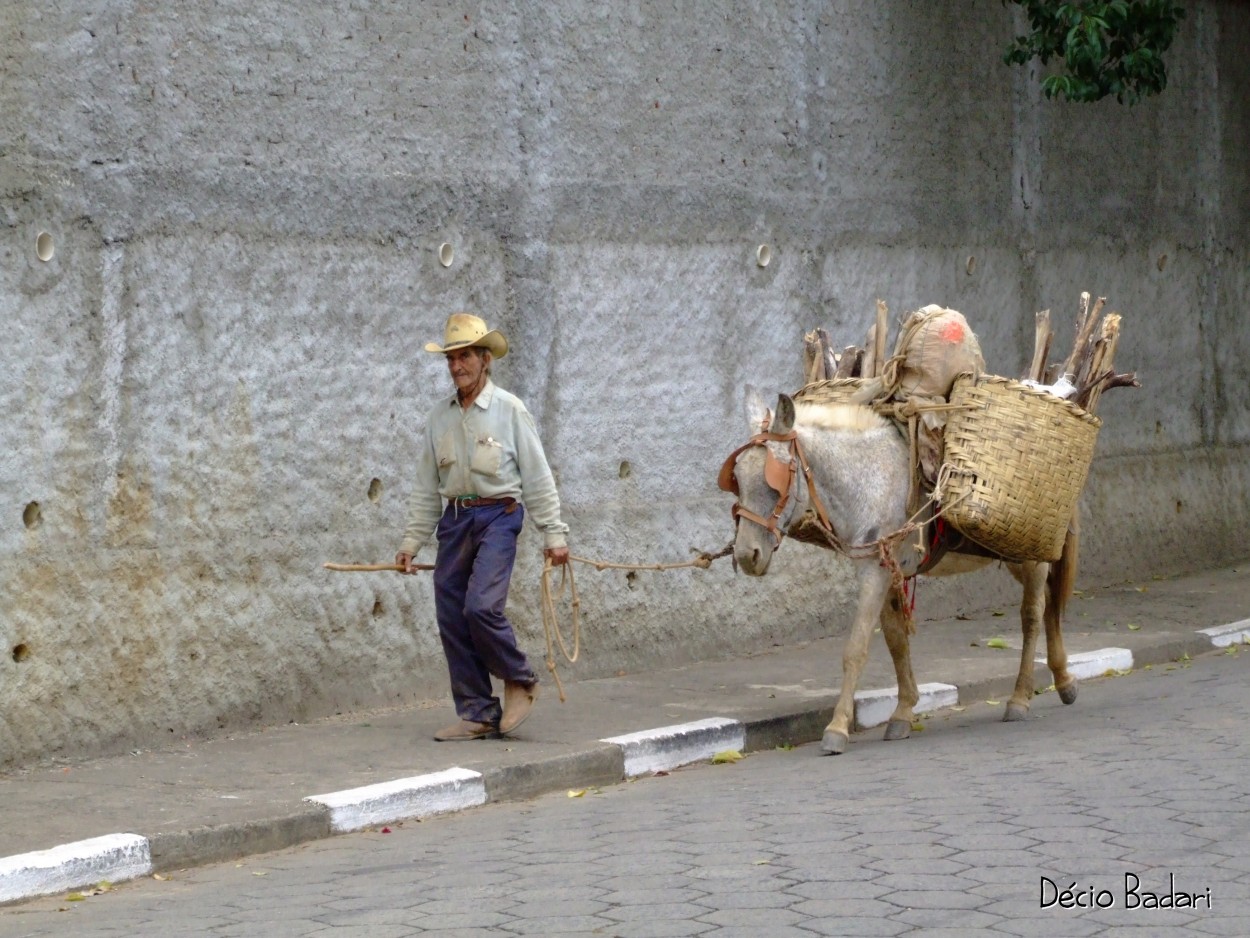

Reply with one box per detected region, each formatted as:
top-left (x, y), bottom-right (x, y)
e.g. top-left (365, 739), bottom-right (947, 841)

top-left (446, 378), bottom-right (496, 411)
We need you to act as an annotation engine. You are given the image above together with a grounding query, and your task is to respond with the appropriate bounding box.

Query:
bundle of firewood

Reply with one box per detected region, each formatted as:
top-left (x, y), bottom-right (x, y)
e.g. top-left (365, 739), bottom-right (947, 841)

top-left (1028, 291), bottom-right (1139, 414)
top-left (803, 292), bottom-right (1138, 416)
top-left (802, 300), bottom-right (890, 384)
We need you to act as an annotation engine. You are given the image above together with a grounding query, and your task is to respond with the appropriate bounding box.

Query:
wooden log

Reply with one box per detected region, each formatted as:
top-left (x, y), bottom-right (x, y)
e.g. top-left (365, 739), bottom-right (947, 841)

top-left (862, 325), bottom-right (878, 378)
top-left (803, 330), bottom-right (824, 385)
top-left (1027, 309), bottom-right (1053, 381)
top-left (834, 346), bottom-right (864, 378)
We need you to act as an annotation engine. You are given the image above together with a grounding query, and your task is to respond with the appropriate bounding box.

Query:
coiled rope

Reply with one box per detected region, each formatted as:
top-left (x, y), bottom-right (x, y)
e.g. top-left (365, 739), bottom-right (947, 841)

top-left (539, 544), bottom-right (735, 701)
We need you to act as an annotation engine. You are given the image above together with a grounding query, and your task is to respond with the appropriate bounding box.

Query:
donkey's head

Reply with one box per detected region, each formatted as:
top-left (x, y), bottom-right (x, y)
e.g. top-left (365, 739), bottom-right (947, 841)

top-left (718, 391), bottom-right (804, 576)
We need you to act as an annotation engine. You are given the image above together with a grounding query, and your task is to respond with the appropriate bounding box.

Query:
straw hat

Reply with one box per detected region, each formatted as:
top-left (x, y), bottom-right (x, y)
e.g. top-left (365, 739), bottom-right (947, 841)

top-left (424, 312), bottom-right (508, 359)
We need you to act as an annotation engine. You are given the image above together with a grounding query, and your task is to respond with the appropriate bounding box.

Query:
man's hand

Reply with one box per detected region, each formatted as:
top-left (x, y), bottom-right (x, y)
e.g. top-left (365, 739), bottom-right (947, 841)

top-left (544, 546), bottom-right (570, 567)
top-left (395, 551), bottom-right (417, 574)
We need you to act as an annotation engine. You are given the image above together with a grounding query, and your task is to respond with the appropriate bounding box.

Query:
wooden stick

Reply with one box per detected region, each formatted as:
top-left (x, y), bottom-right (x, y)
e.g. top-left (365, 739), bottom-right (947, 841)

top-left (862, 325), bottom-right (878, 378)
top-left (803, 330), bottom-right (823, 385)
top-left (873, 299), bottom-right (889, 379)
top-left (817, 328), bottom-right (837, 380)
top-left (1027, 309), bottom-right (1052, 381)
top-left (323, 562), bottom-right (434, 572)
top-left (1080, 312), bottom-right (1122, 413)
top-left (1065, 294), bottom-right (1106, 379)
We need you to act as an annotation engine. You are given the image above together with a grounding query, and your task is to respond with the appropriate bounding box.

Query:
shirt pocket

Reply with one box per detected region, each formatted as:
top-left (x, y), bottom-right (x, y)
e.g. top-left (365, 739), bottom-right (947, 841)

top-left (435, 429), bottom-right (458, 478)
top-left (469, 435), bottom-right (504, 478)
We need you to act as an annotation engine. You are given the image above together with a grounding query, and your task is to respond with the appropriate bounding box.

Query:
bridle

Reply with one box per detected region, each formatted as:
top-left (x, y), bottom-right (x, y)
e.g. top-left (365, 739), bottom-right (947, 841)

top-left (717, 429), bottom-right (834, 548)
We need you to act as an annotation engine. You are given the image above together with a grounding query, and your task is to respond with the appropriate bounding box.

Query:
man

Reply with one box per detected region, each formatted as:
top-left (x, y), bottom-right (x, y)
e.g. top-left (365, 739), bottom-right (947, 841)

top-left (397, 312), bottom-right (570, 741)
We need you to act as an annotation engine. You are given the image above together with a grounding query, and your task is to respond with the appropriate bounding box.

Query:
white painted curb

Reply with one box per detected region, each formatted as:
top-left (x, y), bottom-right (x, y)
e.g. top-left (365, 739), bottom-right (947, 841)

top-left (854, 682), bottom-right (959, 731)
top-left (1198, 619), bottom-right (1250, 647)
top-left (0, 833), bottom-right (152, 904)
top-left (305, 767), bottom-right (486, 833)
top-left (1042, 647), bottom-right (1134, 680)
top-left (602, 717), bottom-right (746, 777)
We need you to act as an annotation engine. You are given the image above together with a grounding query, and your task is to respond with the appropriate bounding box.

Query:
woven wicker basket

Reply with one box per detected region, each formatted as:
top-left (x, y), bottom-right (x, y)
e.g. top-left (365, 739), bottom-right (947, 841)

top-left (792, 377), bottom-right (873, 407)
top-left (937, 374), bottom-right (1101, 562)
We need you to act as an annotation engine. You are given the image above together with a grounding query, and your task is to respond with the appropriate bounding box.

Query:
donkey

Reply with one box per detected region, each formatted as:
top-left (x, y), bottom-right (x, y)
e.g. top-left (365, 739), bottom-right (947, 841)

top-left (719, 391), bottom-right (1079, 755)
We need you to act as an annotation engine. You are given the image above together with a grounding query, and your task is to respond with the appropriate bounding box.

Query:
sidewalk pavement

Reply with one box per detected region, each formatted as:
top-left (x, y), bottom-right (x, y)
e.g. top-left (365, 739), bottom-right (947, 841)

top-left (3, 563), bottom-right (1248, 905)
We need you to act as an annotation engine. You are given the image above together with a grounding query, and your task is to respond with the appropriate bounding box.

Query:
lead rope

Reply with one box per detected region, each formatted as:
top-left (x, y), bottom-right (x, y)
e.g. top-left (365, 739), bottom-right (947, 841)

top-left (539, 543), bottom-right (735, 701)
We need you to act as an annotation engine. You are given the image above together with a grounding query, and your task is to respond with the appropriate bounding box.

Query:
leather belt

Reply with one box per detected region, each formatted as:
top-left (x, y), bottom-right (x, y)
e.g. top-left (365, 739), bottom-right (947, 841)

top-left (450, 495), bottom-right (517, 510)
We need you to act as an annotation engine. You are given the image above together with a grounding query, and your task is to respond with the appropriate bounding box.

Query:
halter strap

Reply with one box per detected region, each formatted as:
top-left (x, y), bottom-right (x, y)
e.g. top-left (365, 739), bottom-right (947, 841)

top-left (717, 430), bottom-right (835, 546)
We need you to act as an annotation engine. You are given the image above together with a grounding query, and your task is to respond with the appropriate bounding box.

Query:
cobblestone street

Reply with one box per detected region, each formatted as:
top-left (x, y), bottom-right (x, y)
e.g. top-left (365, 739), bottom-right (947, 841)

top-left (5, 647), bottom-right (1248, 936)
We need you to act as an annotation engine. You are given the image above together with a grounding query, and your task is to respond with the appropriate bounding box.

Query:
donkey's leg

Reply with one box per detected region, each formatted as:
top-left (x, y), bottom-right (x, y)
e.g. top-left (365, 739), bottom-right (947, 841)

top-left (1004, 561), bottom-right (1046, 722)
top-left (822, 562), bottom-right (892, 755)
top-left (879, 583), bottom-right (919, 741)
top-left (1045, 521), bottom-right (1080, 705)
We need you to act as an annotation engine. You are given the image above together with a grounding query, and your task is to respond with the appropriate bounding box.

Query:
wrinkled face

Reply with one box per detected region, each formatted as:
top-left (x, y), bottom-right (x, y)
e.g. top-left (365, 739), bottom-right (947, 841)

top-left (446, 347), bottom-right (489, 395)
top-left (731, 440), bottom-right (796, 576)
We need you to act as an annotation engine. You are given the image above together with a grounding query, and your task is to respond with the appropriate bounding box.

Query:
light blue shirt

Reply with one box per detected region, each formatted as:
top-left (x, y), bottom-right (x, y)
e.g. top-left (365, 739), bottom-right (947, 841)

top-left (400, 379), bottom-right (569, 554)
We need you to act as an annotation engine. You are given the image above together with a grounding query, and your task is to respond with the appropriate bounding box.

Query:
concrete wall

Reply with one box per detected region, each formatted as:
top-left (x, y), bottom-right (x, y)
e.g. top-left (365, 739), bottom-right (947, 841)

top-left (2, 1), bottom-right (1246, 768)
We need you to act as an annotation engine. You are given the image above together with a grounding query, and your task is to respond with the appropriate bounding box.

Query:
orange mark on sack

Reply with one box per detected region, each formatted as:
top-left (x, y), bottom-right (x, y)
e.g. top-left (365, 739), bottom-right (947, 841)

top-left (938, 320), bottom-right (967, 343)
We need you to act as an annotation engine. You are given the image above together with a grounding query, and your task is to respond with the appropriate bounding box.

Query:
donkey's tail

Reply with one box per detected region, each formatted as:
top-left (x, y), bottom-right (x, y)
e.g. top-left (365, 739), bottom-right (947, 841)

top-left (1047, 511), bottom-right (1080, 620)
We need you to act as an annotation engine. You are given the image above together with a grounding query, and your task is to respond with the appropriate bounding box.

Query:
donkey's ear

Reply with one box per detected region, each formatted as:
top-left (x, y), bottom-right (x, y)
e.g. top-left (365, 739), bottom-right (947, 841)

top-left (743, 384), bottom-right (770, 431)
top-left (773, 394), bottom-right (796, 433)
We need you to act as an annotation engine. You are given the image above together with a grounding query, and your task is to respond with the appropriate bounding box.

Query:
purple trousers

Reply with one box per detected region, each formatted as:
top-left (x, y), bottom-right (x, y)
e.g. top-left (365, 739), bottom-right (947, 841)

top-left (433, 501), bottom-right (538, 725)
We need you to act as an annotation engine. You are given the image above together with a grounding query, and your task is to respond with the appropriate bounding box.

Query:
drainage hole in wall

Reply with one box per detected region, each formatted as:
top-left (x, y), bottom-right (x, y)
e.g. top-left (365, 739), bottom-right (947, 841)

top-left (618, 461), bottom-right (632, 479)
top-left (36, 232), bottom-right (54, 262)
top-left (23, 501), bottom-right (42, 529)
top-left (1176, 500), bottom-right (1183, 513)
top-left (367, 478), bottom-right (383, 503)
top-left (372, 600), bottom-right (384, 618)
top-left (12, 643), bottom-right (30, 663)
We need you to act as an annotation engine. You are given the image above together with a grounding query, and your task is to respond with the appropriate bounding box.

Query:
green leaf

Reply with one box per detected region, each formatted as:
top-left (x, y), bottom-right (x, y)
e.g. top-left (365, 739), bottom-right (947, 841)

top-left (711, 750), bottom-right (743, 764)
top-left (1003, 0), bottom-right (1184, 104)
top-left (986, 636), bottom-right (1010, 649)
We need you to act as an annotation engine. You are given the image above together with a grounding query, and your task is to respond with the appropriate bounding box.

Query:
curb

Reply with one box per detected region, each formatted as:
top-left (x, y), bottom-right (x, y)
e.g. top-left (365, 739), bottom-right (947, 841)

top-left (2, 629), bottom-right (1239, 906)
top-left (0, 835), bottom-right (151, 906)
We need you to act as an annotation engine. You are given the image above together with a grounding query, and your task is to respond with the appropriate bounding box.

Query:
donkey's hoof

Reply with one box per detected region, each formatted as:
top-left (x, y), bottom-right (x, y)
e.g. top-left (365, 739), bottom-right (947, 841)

top-left (1058, 681), bottom-right (1078, 705)
top-left (820, 730), bottom-right (848, 755)
top-left (883, 719), bottom-right (912, 741)
top-left (1003, 702), bottom-right (1030, 722)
